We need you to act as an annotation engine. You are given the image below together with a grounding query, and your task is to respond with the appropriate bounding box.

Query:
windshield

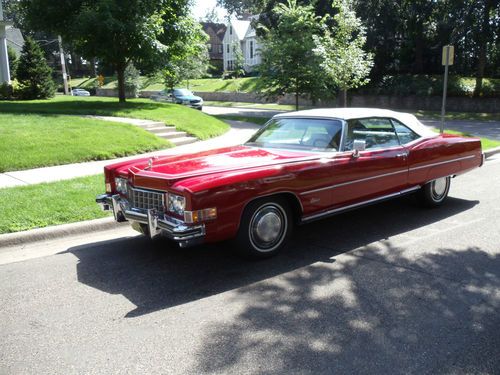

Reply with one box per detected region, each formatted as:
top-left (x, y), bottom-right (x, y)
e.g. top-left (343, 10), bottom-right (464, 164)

top-left (173, 89), bottom-right (192, 96)
top-left (246, 117), bottom-right (343, 151)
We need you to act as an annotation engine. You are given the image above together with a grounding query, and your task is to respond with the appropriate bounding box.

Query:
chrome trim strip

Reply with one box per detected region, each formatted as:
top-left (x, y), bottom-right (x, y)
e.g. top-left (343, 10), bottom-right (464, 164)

top-left (409, 155), bottom-right (475, 171)
top-left (300, 169), bottom-right (408, 195)
top-left (301, 186), bottom-right (420, 223)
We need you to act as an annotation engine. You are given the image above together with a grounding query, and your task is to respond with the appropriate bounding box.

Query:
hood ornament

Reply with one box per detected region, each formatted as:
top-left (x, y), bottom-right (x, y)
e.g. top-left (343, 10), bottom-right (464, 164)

top-left (146, 157), bottom-right (153, 170)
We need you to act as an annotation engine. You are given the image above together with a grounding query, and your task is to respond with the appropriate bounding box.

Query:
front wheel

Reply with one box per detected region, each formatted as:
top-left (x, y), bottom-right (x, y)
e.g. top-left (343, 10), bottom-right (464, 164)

top-left (417, 176), bottom-right (451, 207)
top-left (236, 197), bottom-right (292, 258)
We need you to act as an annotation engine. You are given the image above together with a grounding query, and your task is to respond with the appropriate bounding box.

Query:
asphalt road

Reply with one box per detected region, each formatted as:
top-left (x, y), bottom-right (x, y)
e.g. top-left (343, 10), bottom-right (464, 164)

top-left (1, 157), bottom-right (500, 374)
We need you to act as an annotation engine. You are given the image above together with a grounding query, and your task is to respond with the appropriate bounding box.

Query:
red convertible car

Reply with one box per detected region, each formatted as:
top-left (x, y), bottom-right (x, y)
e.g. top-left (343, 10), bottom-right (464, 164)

top-left (97, 108), bottom-right (484, 257)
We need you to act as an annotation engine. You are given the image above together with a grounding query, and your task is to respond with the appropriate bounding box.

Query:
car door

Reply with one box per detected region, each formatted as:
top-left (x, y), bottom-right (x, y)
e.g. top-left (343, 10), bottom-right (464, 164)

top-left (329, 117), bottom-right (410, 207)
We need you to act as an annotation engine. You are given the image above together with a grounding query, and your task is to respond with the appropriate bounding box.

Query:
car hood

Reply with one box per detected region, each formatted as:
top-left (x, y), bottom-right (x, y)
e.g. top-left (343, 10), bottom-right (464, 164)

top-left (118, 146), bottom-right (318, 190)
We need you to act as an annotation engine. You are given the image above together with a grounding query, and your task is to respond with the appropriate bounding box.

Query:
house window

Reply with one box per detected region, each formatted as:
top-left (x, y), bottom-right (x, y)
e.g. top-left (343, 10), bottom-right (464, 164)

top-left (227, 44), bottom-right (229, 53)
top-left (250, 41), bottom-right (254, 59)
top-left (218, 44), bottom-right (223, 54)
top-left (229, 26), bottom-right (232, 35)
top-left (207, 44), bottom-right (212, 52)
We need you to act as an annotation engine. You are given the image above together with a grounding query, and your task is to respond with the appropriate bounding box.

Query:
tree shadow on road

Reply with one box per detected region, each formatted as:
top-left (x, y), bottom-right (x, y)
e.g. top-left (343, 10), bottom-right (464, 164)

top-left (190, 244), bottom-right (500, 374)
top-left (64, 196), bottom-right (484, 324)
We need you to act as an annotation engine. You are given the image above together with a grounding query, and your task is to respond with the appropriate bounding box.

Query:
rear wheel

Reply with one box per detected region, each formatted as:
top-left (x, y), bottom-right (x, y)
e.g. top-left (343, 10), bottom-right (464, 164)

top-left (236, 197), bottom-right (292, 258)
top-left (417, 176), bottom-right (451, 207)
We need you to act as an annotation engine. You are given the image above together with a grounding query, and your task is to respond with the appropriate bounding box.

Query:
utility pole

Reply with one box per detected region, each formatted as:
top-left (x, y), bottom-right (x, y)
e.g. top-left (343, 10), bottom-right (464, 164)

top-left (58, 35), bottom-right (70, 95)
top-left (440, 45), bottom-right (454, 134)
top-left (0, 0), bottom-right (13, 84)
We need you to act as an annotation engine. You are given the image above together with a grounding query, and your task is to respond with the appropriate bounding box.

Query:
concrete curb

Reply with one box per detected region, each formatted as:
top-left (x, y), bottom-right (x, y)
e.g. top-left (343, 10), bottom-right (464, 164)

top-left (0, 217), bottom-right (125, 248)
top-left (484, 146), bottom-right (500, 159)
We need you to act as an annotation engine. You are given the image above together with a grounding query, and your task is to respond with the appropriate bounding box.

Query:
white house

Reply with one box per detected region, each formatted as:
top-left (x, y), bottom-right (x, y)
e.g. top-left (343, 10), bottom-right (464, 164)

top-left (222, 18), bottom-right (261, 73)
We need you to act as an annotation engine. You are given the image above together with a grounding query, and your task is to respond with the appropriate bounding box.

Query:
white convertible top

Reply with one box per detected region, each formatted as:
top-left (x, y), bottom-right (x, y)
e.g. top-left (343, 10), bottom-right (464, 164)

top-left (274, 107), bottom-right (437, 138)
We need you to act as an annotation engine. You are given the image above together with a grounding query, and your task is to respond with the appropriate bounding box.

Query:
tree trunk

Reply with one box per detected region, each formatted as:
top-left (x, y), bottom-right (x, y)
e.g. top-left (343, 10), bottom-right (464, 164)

top-left (414, 22), bottom-right (424, 74)
top-left (295, 92), bottom-right (299, 111)
top-left (90, 58), bottom-right (97, 77)
top-left (474, 0), bottom-right (493, 97)
top-left (340, 89), bottom-right (347, 107)
top-left (116, 64), bottom-right (126, 103)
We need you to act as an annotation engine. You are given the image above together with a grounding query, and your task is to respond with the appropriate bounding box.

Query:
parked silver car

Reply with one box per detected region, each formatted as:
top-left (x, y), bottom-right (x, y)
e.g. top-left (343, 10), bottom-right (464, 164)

top-left (72, 88), bottom-right (91, 96)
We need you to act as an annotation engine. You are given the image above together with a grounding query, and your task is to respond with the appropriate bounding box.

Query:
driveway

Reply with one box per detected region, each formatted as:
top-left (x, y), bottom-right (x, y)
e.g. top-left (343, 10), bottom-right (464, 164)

top-left (1, 157), bottom-right (499, 374)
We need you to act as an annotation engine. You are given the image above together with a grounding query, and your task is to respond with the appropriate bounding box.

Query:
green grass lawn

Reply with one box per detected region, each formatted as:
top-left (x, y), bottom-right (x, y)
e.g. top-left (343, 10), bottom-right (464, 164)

top-left (0, 174), bottom-right (110, 234)
top-left (0, 114), bottom-right (171, 172)
top-left (0, 96), bottom-right (229, 140)
top-left (97, 76), bottom-right (264, 93)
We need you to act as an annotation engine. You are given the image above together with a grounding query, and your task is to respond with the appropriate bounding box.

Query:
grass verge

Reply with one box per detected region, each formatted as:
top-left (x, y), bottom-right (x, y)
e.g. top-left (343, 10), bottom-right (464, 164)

top-left (0, 175), bottom-right (110, 234)
top-left (0, 113), bottom-right (171, 172)
top-left (0, 96), bottom-right (229, 140)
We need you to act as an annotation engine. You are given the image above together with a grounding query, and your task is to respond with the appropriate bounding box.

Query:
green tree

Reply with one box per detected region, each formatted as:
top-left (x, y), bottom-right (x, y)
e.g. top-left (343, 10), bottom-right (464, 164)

top-left (16, 36), bottom-right (55, 99)
top-left (21, 0), bottom-right (191, 102)
top-left (231, 41), bottom-right (245, 79)
top-left (123, 63), bottom-right (141, 97)
top-left (314, 0), bottom-right (373, 106)
top-left (7, 46), bottom-right (19, 80)
top-left (258, 0), bottom-right (325, 110)
top-left (162, 17), bottom-right (209, 89)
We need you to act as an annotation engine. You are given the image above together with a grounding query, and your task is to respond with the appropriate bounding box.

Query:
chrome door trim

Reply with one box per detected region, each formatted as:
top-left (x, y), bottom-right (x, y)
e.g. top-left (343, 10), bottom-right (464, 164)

top-left (300, 169), bottom-right (408, 196)
top-left (409, 155), bottom-right (475, 171)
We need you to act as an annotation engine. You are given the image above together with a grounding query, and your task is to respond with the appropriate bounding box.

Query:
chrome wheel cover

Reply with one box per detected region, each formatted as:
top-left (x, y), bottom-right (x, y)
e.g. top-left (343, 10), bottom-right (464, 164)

top-left (431, 177), bottom-right (448, 201)
top-left (249, 204), bottom-right (287, 252)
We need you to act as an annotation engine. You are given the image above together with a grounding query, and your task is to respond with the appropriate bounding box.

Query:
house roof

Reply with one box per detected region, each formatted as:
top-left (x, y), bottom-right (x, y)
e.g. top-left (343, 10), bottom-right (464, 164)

top-left (231, 19), bottom-right (251, 40)
top-left (275, 108), bottom-right (437, 138)
top-left (200, 22), bottom-right (227, 42)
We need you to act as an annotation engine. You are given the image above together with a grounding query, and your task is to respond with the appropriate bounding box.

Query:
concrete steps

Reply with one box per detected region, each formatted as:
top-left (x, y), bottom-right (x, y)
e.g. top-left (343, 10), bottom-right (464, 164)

top-left (170, 137), bottom-right (198, 146)
top-left (147, 126), bottom-right (178, 134)
top-left (135, 123), bottom-right (198, 146)
top-left (83, 115), bottom-right (199, 147)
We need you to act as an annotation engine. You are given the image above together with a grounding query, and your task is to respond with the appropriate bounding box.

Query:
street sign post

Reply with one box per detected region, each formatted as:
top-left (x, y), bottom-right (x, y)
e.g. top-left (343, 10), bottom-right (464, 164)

top-left (440, 45), bottom-right (454, 134)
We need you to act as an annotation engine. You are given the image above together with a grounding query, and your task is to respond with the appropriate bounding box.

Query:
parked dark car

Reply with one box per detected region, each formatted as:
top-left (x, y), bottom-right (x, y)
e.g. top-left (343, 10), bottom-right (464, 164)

top-left (151, 88), bottom-right (203, 110)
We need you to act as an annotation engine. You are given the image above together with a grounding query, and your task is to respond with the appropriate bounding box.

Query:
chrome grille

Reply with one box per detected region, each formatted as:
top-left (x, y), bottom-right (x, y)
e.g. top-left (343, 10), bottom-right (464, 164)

top-left (128, 186), bottom-right (165, 211)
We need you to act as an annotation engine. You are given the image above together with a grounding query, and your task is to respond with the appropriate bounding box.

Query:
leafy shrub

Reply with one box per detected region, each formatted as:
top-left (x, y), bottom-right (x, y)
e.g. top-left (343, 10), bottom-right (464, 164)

top-left (0, 80), bottom-right (20, 100)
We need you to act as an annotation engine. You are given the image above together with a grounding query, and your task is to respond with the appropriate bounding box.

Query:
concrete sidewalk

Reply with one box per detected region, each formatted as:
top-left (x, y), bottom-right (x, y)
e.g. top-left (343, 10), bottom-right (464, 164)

top-left (0, 120), bottom-right (259, 189)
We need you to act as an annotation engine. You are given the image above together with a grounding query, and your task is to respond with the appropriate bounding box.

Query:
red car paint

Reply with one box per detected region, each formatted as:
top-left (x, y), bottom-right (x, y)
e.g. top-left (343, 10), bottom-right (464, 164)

top-left (103, 133), bottom-right (482, 244)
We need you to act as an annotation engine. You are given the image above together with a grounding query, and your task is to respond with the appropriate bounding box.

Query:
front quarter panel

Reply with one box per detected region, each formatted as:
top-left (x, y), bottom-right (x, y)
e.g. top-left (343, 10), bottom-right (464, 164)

top-left (177, 158), bottom-right (335, 243)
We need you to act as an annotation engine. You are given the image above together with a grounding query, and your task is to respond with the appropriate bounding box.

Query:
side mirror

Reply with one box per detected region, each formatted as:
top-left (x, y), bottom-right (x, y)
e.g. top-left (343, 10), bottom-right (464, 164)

top-left (352, 139), bottom-right (366, 158)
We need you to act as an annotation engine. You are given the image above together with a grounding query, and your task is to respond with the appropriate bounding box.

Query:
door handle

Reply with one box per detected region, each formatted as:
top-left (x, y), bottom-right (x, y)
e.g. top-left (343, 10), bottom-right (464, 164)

top-left (396, 152), bottom-right (408, 158)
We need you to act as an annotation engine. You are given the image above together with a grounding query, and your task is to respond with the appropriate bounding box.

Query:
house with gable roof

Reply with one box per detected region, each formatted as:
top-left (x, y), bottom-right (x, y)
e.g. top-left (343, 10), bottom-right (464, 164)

top-left (222, 18), bottom-right (261, 73)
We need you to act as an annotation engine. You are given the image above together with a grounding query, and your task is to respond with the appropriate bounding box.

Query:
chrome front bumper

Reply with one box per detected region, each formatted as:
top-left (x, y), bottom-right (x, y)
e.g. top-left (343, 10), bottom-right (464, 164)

top-left (96, 194), bottom-right (205, 247)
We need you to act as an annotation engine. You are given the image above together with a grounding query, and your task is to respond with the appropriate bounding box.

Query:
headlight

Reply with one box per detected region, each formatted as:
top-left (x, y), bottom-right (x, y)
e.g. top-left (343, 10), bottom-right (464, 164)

top-left (167, 193), bottom-right (185, 215)
top-left (114, 177), bottom-right (128, 194)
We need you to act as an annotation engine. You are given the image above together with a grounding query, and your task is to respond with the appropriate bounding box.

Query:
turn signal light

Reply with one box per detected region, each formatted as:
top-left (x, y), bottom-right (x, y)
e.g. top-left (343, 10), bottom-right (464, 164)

top-left (184, 208), bottom-right (217, 224)
top-left (105, 183), bottom-right (112, 193)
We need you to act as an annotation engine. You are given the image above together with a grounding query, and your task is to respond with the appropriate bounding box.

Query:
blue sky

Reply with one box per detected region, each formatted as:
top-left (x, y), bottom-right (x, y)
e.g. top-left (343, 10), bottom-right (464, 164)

top-left (191, 0), bottom-right (228, 21)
